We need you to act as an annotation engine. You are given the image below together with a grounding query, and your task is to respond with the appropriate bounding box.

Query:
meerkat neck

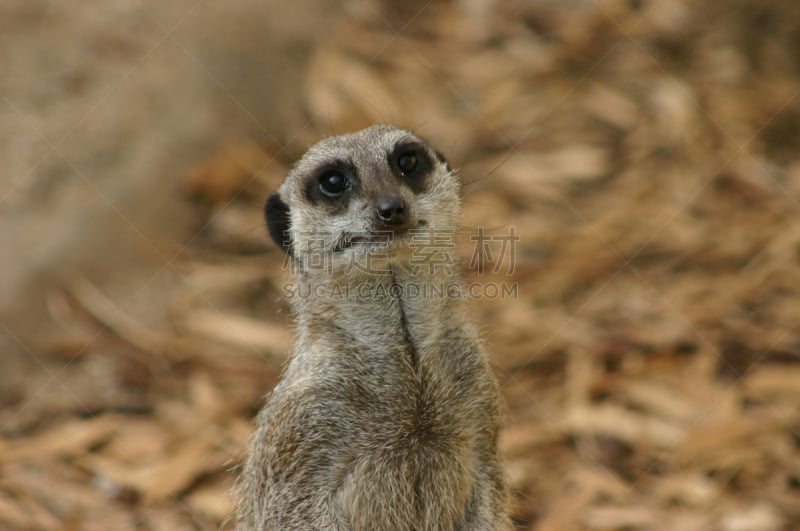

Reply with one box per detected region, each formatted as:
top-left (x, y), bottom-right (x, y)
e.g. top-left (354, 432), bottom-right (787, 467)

top-left (289, 263), bottom-right (460, 364)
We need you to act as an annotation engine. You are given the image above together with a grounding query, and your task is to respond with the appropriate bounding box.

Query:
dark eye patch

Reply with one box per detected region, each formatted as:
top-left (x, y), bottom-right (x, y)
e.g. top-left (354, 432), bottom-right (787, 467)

top-left (305, 162), bottom-right (357, 208)
top-left (389, 141), bottom-right (433, 193)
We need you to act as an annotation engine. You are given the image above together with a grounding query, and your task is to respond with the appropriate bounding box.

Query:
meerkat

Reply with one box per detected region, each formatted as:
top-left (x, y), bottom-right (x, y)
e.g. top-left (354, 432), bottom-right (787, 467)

top-left (234, 125), bottom-right (511, 530)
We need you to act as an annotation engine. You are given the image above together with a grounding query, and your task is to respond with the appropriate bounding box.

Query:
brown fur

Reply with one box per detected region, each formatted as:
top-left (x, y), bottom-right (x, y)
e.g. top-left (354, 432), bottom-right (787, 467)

top-left (234, 125), bottom-right (511, 530)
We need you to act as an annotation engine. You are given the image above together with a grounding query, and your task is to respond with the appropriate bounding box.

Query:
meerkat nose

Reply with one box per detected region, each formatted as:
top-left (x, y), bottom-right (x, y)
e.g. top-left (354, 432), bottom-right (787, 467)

top-left (376, 196), bottom-right (407, 226)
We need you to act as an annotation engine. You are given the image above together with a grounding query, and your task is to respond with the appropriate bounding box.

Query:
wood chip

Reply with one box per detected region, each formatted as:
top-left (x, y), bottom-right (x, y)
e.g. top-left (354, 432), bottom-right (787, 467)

top-left (180, 309), bottom-right (292, 358)
top-left (1, 415), bottom-right (120, 464)
top-left (564, 404), bottom-right (687, 448)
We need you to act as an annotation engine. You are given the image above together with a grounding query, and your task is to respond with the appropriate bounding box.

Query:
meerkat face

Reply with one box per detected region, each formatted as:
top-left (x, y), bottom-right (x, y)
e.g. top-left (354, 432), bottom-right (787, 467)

top-left (265, 125), bottom-right (461, 272)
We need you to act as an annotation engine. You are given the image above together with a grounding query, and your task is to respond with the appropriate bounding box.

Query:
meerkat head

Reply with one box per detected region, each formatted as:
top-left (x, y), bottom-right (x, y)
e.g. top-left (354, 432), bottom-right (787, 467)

top-left (265, 125), bottom-right (460, 273)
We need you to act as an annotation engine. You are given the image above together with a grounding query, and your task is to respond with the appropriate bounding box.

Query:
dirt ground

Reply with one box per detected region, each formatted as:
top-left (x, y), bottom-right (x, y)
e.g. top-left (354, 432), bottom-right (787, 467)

top-left (2, 0), bottom-right (800, 530)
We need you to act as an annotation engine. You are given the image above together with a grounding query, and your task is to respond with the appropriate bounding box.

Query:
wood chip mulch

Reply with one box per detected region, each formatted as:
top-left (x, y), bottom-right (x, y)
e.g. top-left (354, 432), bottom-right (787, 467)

top-left (2, 0), bottom-right (800, 529)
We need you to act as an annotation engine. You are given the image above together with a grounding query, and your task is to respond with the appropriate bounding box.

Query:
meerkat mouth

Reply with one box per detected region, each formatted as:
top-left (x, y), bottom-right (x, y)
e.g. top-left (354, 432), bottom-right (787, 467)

top-left (333, 219), bottom-right (431, 253)
top-left (334, 235), bottom-right (383, 252)
top-left (334, 226), bottom-right (425, 253)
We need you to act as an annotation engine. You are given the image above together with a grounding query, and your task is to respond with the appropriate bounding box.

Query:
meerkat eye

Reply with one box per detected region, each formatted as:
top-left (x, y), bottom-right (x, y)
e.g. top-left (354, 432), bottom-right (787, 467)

top-left (390, 142), bottom-right (432, 192)
top-left (319, 171), bottom-right (349, 197)
top-left (397, 152), bottom-right (418, 174)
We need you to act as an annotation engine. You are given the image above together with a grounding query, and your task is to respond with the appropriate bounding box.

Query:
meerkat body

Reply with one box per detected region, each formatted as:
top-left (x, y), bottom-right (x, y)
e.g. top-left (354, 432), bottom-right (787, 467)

top-left (235, 125), bottom-right (510, 530)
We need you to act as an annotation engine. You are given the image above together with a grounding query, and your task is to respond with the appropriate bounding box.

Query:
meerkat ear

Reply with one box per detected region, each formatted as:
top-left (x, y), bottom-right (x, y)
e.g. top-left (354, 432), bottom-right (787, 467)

top-left (434, 150), bottom-right (451, 172)
top-left (265, 192), bottom-right (293, 255)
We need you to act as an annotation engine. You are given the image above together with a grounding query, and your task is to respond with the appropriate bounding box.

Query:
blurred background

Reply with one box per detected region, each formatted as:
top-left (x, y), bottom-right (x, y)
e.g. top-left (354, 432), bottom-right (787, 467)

top-left (2, 0), bottom-right (799, 529)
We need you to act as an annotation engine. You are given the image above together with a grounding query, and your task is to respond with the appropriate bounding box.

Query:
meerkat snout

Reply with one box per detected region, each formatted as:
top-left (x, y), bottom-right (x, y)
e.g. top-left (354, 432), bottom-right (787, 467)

top-left (376, 196), bottom-right (407, 226)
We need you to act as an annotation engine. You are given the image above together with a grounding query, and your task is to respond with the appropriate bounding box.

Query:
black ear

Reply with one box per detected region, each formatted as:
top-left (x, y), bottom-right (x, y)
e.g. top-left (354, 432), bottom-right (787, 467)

top-left (265, 192), bottom-right (292, 255)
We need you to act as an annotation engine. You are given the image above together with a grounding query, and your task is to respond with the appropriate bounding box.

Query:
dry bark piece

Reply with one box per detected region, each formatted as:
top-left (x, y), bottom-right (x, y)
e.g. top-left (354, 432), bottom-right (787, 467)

top-left (179, 309), bottom-right (292, 358)
top-left (1, 415), bottom-right (120, 464)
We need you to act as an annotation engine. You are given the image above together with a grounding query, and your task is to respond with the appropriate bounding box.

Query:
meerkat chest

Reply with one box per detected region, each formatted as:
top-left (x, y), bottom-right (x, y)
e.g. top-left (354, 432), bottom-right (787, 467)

top-left (335, 356), bottom-right (481, 530)
top-left (351, 342), bottom-right (491, 453)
